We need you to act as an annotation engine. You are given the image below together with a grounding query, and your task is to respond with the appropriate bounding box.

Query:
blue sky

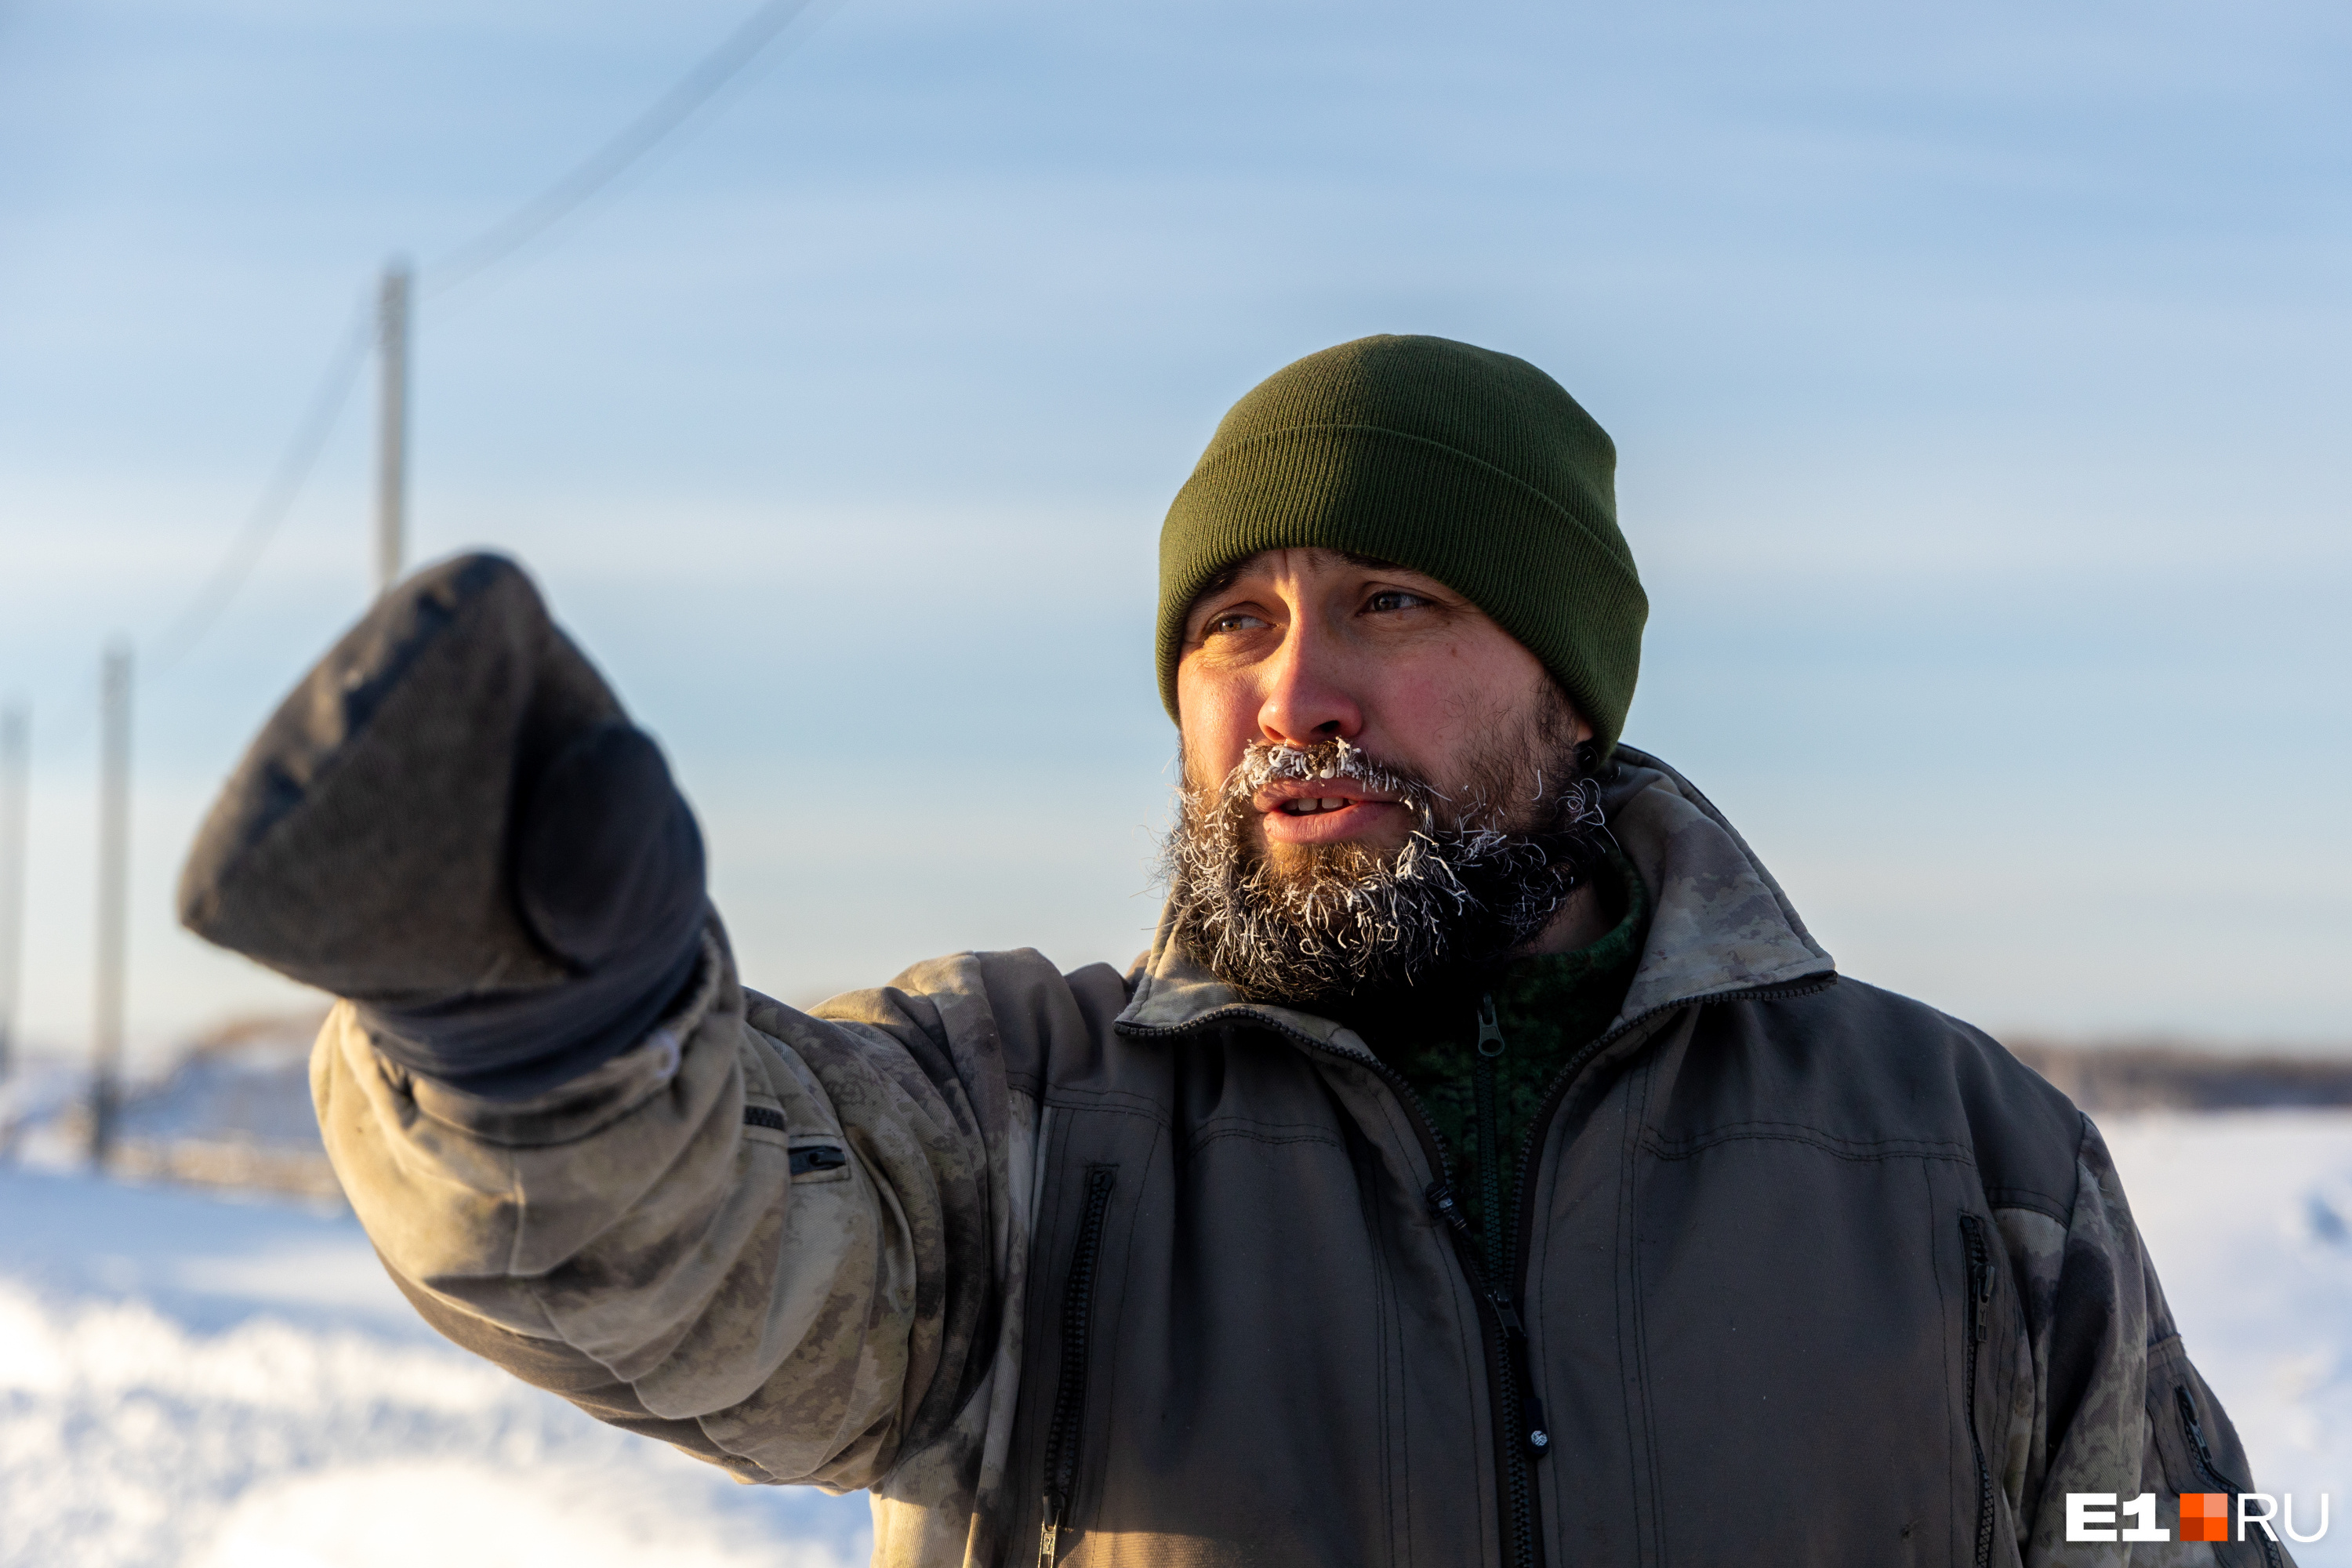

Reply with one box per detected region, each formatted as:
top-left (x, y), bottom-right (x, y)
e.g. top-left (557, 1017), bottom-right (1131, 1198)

top-left (1, 0), bottom-right (2347, 1058)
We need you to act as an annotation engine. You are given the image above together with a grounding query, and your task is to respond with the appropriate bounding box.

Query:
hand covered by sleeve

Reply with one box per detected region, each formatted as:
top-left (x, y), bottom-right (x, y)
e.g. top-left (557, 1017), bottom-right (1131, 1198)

top-left (178, 551), bottom-right (707, 1098)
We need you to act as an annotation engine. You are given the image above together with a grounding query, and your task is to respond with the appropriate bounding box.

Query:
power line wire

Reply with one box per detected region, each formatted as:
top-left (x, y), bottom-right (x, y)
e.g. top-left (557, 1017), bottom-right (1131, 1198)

top-left (133, 0), bottom-right (837, 683)
top-left (143, 299), bottom-right (375, 682)
top-left (423, 0), bottom-right (832, 299)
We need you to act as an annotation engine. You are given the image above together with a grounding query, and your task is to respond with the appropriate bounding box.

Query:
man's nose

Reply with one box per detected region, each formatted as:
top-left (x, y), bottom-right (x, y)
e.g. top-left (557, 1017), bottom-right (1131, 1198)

top-left (1256, 619), bottom-right (1363, 745)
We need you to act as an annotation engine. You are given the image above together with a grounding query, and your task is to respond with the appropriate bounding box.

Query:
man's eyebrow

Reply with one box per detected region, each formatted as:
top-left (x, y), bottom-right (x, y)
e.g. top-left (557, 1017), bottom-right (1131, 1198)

top-left (1196, 561), bottom-right (1249, 601)
top-left (1194, 549), bottom-right (1415, 609)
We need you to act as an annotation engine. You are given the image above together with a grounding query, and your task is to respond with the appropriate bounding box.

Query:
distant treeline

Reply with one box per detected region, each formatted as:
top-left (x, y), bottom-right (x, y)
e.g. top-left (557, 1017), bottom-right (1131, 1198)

top-left (2009, 1040), bottom-right (2352, 1112)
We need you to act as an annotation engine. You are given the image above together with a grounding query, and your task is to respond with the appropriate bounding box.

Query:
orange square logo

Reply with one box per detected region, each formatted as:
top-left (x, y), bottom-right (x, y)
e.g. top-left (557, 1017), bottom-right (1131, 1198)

top-left (2180, 1493), bottom-right (2230, 1543)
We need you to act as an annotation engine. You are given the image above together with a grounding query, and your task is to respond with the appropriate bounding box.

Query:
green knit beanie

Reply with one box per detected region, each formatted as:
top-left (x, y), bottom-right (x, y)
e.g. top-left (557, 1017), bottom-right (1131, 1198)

top-left (1157, 334), bottom-right (1647, 756)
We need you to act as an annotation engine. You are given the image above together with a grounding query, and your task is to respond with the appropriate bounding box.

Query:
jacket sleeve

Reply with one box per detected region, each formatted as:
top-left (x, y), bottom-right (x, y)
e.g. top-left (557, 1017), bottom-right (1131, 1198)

top-left (1998, 1115), bottom-right (2291, 1568)
top-left (314, 920), bottom-right (1103, 1517)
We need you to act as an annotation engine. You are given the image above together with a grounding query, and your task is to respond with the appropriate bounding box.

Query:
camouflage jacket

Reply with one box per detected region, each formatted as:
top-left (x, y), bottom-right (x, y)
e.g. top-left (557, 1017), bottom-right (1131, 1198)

top-left (317, 746), bottom-right (2284, 1567)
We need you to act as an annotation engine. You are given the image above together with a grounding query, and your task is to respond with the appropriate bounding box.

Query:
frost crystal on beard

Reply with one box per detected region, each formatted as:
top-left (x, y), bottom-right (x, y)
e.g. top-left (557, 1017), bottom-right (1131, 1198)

top-left (1161, 733), bottom-right (1607, 1004)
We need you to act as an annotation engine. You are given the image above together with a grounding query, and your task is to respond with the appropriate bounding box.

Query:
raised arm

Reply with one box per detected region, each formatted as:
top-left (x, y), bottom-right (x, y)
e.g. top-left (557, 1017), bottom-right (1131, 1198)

top-left (177, 555), bottom-right (1058, 1529)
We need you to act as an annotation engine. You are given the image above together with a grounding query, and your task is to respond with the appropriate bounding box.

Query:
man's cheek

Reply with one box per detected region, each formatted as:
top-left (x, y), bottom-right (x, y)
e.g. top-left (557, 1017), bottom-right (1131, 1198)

top-left (1176, 735), bottom-right (1240, 798)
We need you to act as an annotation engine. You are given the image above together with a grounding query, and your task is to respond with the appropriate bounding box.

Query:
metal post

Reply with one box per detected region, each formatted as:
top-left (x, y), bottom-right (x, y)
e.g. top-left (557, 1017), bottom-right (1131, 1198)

top-left (0, 701), bottom-right (26, 1083)
top-left (375, 260), bottom-right (412, 594)
top-left (90, 645), bottom-right (131, 1169)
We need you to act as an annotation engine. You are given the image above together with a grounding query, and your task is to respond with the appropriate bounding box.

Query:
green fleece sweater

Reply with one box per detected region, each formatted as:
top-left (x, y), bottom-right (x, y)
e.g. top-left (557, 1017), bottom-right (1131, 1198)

top-left (1340, 855), bottom-right (1649, 1268)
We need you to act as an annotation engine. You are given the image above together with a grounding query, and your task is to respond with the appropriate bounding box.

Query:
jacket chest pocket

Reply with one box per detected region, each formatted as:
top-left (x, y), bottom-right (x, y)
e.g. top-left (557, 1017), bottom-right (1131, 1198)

top-left (1002, 1093), bottom-right (1412, 1568)
top-left (1610, 1144), bottom-right (2009, 1566)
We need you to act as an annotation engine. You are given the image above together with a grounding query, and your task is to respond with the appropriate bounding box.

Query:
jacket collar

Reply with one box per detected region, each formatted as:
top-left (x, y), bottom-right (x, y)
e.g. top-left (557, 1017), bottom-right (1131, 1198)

top-left (1114, 745), bottom-right (1835, 1042)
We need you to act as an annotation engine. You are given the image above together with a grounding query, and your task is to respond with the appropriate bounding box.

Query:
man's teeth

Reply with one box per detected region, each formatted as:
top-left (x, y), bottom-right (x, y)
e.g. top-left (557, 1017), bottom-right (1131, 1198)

top-left (1283, 797), bottom-right (1354, 815)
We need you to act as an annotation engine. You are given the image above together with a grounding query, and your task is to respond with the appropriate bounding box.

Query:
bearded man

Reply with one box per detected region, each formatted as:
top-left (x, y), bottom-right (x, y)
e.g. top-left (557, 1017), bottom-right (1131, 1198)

top-left (180, 336), bottom-right (2283, 1567)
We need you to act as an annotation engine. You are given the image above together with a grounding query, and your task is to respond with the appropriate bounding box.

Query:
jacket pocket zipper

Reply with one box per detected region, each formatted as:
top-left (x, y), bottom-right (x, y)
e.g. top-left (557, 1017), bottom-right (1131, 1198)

top-left (2176, 1385), bottom-right (2284, 1568)
top-left (1039, 1165), bottom-right (1118, 1568)
top-left (1958, 1213), bottom-right (1997, 1568)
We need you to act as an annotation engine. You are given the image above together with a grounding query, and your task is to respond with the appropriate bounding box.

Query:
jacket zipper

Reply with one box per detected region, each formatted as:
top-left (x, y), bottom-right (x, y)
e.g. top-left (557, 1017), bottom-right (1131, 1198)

top-left (1312, 1029), bottom-right (1537, 1568)
top-left (1958, 1213), bottom-right (1997, 1568)
top-left (1038, 1165), bottom-right (1118, 1568)
top-left (1469, 995), bottom-right (1541, 1568)
top-left (1428, 1171), bottom-right (1542, 1568)
top-left (2176, 1385), bottom-right (2284, 1568)
top-left (1474, 994), bottom-right (1508, 1273)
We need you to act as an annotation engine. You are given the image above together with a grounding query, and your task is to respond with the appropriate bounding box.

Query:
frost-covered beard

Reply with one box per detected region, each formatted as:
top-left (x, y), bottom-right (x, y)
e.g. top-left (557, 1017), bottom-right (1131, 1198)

top-left (1162, 707), bottom-right (1609, 1004)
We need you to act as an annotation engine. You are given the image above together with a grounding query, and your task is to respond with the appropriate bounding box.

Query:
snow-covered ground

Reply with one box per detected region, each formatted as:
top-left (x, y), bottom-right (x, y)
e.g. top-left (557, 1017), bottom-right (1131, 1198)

top-left (2104, 1112), bottom-right (2352, 1558)
top-left (2, 1110), bottom-right (2348, 1566)
top-left (0, 1167), bottom-right (871, 1568)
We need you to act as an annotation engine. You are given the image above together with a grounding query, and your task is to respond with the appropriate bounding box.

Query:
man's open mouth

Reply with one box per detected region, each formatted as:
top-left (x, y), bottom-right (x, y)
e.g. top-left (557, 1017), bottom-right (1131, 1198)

top-left (1252, 781), bottom-right (1403, 820)
top-left (1239, 746), bottom-right (1415, 833)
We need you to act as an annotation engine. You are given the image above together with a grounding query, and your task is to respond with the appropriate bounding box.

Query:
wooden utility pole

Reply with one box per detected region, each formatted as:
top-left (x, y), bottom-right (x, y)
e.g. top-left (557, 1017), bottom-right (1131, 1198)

top-left (90, 645), bottom-right (131, 1168)
top-left (0, 701), bottom-right (26, 1083)
top-left (375, 260), bottom-right (412, 594)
